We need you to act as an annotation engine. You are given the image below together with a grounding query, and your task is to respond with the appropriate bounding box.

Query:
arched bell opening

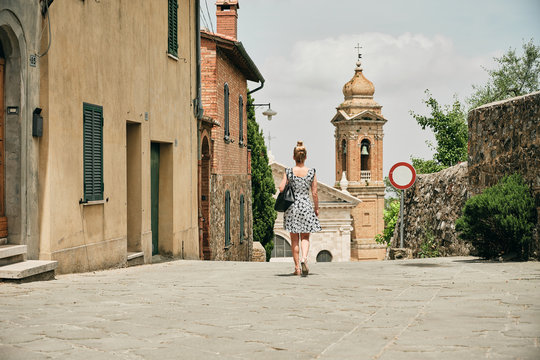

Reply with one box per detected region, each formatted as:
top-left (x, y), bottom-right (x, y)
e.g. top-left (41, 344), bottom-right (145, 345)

top-left (360, 139), bottom-right (371, 182)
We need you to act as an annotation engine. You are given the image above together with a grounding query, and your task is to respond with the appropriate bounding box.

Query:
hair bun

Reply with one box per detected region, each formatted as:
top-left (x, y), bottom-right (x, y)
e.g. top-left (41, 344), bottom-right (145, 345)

top-left (296, 141), bottom-right (304, 147)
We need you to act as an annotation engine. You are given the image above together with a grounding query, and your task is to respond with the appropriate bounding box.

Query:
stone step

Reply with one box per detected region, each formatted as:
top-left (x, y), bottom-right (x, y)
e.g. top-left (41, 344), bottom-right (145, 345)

top-left (127, 251), bottom-right (144, 267)
top-left (0, 244), bottom-right (27, 259)
top-left (0, 244), bottom-right (27, 266)
top-left (0, 260), bottom-right (57, 281)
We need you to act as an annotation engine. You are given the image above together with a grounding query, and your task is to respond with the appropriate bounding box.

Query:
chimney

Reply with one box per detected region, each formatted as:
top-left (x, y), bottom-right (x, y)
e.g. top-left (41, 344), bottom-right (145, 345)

top-left (216, 0), bottom-right (239, 39)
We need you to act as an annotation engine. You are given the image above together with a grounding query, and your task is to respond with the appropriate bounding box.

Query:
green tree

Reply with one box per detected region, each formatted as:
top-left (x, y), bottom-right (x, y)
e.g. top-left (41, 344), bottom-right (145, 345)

top-left (375, 198), bottom-right (400, 247)
top-left (247, 92), bottom-right (277, 261)
top-left (410, 91), bottom-right (468, 173)
top-left (468, 39), bottom-right (540, 109)
top-left (410, 157), bottom-right (447, 175)
top-left (455, 174), bottom-right (536, 260)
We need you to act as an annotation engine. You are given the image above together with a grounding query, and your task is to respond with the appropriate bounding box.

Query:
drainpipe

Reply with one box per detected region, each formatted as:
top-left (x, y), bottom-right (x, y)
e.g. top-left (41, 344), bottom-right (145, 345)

top-left (247, 80), bottom-right (264, 95)
top-left (194, 0), bottom-right (203, 120)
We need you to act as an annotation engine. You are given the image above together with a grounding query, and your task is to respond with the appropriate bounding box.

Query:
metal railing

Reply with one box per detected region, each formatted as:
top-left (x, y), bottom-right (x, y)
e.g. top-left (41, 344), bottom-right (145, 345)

top-left (361, 170), bottom-right (371, 181)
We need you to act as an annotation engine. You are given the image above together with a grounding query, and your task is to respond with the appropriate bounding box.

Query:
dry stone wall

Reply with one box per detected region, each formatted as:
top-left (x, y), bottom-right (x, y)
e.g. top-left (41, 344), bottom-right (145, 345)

top-left (392, 91), bottom-right (539, 258)
top-left (391, 162), bottom-right (472, 256)
top-left (468, 92), bottom-right (540, 256)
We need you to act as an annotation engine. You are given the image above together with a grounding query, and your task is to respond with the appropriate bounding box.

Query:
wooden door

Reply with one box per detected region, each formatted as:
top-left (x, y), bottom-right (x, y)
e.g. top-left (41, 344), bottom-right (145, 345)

top-left (0, 58), bottom-right (7, 238)
top-left (150, 143), bottom-right (160, 255)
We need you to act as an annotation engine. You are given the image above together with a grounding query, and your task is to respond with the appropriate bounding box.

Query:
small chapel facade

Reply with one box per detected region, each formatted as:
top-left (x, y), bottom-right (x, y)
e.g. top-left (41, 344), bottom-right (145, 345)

top-left (331, 60), bottom-right (387, 260)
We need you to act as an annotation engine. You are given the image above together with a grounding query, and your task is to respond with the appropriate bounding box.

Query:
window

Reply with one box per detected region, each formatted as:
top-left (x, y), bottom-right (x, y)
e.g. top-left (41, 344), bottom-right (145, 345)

top-left (271, 235), bottom-right (292, 258)
top-left (239, 194), bottom-right (244, 243)
top-left (361, 139), bottom-right (370, 171)
top-left (168, 0), bottom-right (178, 57)
top-left (83, 103), bottom-right (104, 201)
top-left (316, 250), bottom-right (333, 262)
top-left (224, 83), bottom-right (230, 139)
top-left (238, 95), bottom-right (244, 145)
top-left (225, 190), bottom-right (231, 247)
top-left (341, 139), bottom-right (347, 173)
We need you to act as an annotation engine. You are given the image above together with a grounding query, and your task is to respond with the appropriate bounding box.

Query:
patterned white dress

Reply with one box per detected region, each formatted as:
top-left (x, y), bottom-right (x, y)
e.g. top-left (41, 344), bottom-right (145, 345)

top-left (284, 168), bottom-right (322, 233)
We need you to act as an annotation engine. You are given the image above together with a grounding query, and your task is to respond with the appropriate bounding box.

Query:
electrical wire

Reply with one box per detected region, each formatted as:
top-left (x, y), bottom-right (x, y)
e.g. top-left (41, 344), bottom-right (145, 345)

top-left (38, 0), bottom-right (52, 57)
top-left (204, 0), bottom-right (214, 34)
top-left (200, 8), bottom-right (210, 31)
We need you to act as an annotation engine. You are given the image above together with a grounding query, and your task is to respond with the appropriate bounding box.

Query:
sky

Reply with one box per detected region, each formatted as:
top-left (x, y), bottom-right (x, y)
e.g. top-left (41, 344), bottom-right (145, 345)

top-left (201, 0), bottom-right (540, 186)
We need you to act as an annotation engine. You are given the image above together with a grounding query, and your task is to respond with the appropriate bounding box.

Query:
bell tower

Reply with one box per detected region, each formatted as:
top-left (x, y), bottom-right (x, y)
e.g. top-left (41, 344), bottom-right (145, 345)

top-left (331, 56), bottom-right (387, 260)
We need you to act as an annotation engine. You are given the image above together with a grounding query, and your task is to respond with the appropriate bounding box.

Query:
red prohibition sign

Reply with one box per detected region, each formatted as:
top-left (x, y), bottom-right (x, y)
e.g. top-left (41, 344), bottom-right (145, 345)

top-left (389, 162), bottom-right (416, 190)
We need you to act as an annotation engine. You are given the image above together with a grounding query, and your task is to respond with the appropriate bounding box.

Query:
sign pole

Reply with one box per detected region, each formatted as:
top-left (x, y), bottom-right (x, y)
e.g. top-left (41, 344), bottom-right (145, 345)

top-left (400, 189), bottom-right (404, 248)
top-left (388, 162), bottom-right (416, 250)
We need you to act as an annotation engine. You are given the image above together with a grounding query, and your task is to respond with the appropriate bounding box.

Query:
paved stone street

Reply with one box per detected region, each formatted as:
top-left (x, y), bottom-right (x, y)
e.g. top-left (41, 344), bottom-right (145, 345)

top-left (1, 257), bottom-right (539, 359)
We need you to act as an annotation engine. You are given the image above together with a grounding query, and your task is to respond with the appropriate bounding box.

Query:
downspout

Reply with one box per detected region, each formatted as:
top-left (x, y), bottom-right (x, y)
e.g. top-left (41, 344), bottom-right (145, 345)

top-left (195, 0), bottom-right (203, 120)
top-left (194, 0), bottom-right (204, 260)
top-left (247, 80), bottom-right (264, 95)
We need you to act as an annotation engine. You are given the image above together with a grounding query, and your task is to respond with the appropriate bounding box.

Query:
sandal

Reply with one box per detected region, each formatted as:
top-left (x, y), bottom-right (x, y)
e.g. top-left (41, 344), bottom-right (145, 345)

top-left (300, 259), bottom-right (309, 276)
top-left (293, 268), bottom-right (301, 276)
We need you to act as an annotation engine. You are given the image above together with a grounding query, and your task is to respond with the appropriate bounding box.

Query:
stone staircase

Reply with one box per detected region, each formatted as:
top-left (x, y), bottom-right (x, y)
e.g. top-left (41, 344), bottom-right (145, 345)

top-left (0, 238), bottom-right (58, 283)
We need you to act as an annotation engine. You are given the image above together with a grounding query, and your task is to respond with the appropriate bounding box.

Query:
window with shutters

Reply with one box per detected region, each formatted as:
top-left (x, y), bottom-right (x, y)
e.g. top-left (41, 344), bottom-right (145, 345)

top-left (238, 95), bottom-right (244, 145)
top-left (239, 194), bottom-right (244, 243)
top-left (225, 190), bottom-right (231, 247)
top-left (83, 103), bottom-right (104, 202)
top-left (168, 0), bottom-right (178, 57)
top-left (224, 83), bottom-right (230, 140)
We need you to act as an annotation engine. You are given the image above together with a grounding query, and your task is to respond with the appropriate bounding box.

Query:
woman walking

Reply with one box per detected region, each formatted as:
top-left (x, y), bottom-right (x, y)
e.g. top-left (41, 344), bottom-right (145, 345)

top-left (278, 141), bottom-right (322, 276)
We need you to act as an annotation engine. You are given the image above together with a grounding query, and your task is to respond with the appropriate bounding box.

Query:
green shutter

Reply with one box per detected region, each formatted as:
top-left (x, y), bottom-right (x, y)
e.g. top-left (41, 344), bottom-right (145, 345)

top-left (239, 96), bottom-right (243, 143)
top-left (224, 84), bottom-right (230, 138)
top-left (83, 103), bottom-right (103, 201)
top-left (168, 0), bottom-right (178, 56)
top-left (225, 191), bottom-right (231, 246)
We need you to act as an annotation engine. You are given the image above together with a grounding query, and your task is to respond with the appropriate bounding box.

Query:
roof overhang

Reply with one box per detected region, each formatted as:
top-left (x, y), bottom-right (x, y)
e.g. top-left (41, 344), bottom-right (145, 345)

top-left (201, 30), bottom-right (264, 83)
top-left (331, 109), bottom-right (388, 125)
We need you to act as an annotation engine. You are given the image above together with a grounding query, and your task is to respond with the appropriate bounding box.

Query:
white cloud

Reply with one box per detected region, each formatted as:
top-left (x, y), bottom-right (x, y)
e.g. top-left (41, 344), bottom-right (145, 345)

top-left (254, 32), bottom-right (494, 185)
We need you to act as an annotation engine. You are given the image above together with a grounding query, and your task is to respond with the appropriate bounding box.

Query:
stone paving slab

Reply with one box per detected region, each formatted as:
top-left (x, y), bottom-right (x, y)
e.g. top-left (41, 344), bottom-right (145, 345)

top-left (0, 257), bottom-right (539, 359)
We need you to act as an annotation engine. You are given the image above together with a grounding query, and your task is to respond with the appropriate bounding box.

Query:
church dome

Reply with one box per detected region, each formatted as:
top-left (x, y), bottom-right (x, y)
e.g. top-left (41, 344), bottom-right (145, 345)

top-left (342, 61), bottom-right (375, 97)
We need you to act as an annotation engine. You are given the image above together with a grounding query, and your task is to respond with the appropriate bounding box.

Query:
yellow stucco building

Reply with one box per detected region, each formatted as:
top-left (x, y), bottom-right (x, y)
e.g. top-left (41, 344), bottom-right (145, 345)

top-left (0, 0), bottom-right (201, 277)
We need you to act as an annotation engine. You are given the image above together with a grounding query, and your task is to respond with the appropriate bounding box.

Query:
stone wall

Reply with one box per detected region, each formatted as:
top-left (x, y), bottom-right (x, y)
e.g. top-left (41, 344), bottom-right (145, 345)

top-left (392, 92), bottom-right (539, 258)
top-left (210, 174), bottom-right (253, 261)
top-left (468, 91), bottom-right (540, 255)
top-left (391, 162), bottom-right (473, 257)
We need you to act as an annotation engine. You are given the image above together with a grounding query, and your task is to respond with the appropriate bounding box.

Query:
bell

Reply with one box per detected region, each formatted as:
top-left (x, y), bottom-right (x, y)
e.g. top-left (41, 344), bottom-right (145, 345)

top-left (361, 144), bottom-right (369, 155)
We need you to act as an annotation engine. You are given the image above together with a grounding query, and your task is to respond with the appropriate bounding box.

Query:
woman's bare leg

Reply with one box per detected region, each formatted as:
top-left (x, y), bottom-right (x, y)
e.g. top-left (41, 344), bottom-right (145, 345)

top-left (300, 233), bottom-right (310, 262)
top-left (290, 233), bottom-right (300, 272)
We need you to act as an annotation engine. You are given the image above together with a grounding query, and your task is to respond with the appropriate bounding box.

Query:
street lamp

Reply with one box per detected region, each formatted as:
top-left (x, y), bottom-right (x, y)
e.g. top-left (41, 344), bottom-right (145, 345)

top-left (253, 103), bottom-right (277, 121)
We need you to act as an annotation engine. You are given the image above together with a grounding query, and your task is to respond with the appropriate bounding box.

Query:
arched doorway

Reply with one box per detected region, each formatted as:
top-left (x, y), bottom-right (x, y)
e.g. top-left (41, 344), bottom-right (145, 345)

top-left (0, 41), bottom-right (6, 238)
top-left (201, 136), bottom-right (211, 260)
top-left (0, 11), bottom-right (38, 257)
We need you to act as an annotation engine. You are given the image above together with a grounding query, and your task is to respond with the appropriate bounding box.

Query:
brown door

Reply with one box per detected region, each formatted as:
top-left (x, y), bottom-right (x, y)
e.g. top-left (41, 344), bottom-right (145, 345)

top-left (0, 58), bottom-right (7, 238)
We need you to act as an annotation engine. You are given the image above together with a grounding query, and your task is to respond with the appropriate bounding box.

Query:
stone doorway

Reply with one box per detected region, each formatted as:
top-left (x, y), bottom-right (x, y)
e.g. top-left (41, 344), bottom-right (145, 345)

top-left (0, 55), bottom-right (7, 238)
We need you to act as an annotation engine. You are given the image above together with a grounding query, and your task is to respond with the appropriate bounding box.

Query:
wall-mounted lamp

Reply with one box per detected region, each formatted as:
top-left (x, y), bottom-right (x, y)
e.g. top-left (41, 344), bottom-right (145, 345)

top-left (252, 103), bottom-right (277, 121)
top-left (33, 108), bottom-right (43, 137)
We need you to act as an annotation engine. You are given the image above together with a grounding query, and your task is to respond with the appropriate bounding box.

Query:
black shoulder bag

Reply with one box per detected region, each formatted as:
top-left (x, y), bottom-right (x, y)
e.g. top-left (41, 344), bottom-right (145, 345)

top-left (274, 168), bottom-right (295, 212)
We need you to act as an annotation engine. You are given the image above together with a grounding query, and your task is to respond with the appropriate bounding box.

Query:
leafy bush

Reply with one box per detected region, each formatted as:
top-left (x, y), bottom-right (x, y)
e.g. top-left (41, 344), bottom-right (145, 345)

top-left (456, 174), bottom-right (537, 260)
top-left (375, 199), bottom-right (400, 247)
top-left (418, 227), bottom-right (440, 258)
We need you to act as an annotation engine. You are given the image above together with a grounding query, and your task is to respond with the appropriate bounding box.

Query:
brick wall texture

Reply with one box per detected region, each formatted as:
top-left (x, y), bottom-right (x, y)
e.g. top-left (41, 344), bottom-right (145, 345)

top-left (200, 32), bottom-right (253, 261)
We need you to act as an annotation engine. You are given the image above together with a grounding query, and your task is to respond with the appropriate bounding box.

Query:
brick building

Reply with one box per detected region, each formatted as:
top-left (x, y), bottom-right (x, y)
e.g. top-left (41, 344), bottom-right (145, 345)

top-left (198, 0), bottom-right (264, 260)
top-left (331, 60), bottom-right (387, 260)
